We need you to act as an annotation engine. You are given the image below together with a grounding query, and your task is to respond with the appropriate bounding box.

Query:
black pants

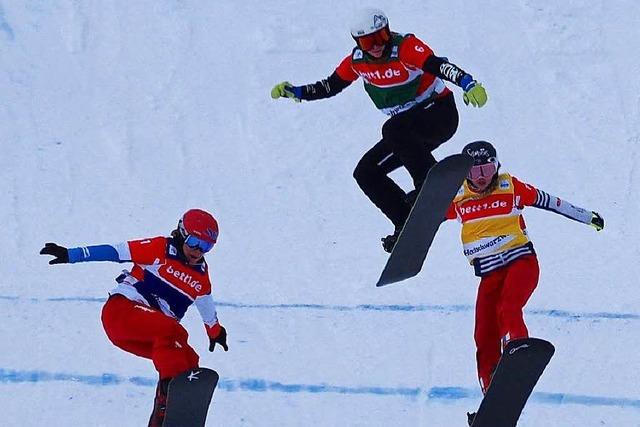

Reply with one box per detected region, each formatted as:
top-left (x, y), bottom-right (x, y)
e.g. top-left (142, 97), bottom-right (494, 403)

top-left (353, 92), bottom-right (459, 229)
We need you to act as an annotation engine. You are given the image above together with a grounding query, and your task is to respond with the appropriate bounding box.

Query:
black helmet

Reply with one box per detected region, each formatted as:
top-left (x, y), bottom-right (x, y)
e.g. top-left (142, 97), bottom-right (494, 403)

top-left (462, 140), bottom-right (498, 165)
top-left (462, 141), bottom-right (500, 191)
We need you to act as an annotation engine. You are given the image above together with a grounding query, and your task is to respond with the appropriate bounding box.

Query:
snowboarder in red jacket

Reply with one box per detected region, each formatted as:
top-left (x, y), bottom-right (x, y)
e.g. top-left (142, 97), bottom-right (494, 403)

top-left (40, 209), bottom-right (228, 426)
top-left (272, 8), bottom-right (488, 252)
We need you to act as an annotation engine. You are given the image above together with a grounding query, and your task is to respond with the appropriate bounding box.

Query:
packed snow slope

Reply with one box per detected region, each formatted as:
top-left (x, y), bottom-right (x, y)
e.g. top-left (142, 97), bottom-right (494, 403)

top-left (1, 1), bottom-right (639, 426)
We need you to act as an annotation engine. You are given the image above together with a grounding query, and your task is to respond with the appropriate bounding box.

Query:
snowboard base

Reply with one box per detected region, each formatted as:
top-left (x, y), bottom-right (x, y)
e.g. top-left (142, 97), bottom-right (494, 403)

top-left (163, 367), bottom-right (219, 427)
top-left (471, 338), bottom-right (555, 427)
top-left (376, 153), bottom-right (473, 287)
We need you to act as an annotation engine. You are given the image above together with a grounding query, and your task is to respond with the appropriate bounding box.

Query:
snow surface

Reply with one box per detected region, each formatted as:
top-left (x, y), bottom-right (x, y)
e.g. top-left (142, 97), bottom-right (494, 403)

top-left (1, 1), bottom-right (639, 426)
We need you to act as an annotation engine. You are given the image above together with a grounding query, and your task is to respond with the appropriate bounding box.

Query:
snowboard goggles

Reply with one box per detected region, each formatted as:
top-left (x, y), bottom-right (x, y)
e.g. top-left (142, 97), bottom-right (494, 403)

top-left (184, 234), bottom-right (215, 253)
top-left (355, 29), bottom-right (391, 52)
top-left (468, 162), bottom-right (498, 180)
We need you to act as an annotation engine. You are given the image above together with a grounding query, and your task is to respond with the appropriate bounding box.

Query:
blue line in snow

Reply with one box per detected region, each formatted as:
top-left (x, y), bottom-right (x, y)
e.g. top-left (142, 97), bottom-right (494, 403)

top-left (0, 4), bottom-right (15, 41)
top-left (1, 369), bottom-right (638, 409)
top-left (429, 387), bottom-right (640, 409)
top-left (1, 295), bottom-right (638, 321)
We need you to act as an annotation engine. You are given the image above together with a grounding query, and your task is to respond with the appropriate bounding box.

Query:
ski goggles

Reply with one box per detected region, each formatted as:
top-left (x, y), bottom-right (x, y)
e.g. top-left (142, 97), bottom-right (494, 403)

top-left (184, 234), bottom-right (215, 253)
top-left (355, 29), bottom-right (391, 52)
top-left (468, 162), bottom-right (498, 180)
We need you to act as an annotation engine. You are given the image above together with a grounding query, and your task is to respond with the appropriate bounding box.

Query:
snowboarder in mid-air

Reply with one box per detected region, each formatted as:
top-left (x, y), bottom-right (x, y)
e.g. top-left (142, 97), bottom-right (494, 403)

top-left (40, 209), bottom-right (228, 427)
top-left (271, 8), bottom-right (488, 252)
top-left (444, 141), bottom-right (604, 425)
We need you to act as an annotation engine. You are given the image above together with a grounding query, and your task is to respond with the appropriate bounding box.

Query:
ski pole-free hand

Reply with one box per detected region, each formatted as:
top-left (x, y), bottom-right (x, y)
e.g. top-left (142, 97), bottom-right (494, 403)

top-left (270, 81), bottom-right (302, 102)
top-left (40, 242), bottom-right (70, 265)
top-left (590, 212), bottom-right (604, 231)
top-left (206, 323), bottom-right (228, 352)
top-left (463, 81), bottom-right (488, 107)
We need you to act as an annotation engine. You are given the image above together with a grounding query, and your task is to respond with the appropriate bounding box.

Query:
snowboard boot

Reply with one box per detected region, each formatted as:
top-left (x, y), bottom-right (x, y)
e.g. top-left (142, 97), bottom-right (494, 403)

top-left (148, 377), bottom-right (171, 427)
top-left (467, 411), bottom-right (476, 426)
top-left (381, 228), bottom-right (402, 253)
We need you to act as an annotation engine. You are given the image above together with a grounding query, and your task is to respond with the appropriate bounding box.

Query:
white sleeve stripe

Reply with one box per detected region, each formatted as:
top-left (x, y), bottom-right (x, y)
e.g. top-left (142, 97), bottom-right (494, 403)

top-left (533, 190), bottom-right (592, 224)
top-left (194, 295), bottom-right (219, 326)
top-left (534, 189), bottom-right (551, 209)
top-left (114, 242), bottom-right (132, 261)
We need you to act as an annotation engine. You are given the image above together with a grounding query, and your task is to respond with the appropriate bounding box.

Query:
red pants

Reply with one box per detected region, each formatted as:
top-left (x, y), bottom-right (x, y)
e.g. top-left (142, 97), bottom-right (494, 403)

top-left (101, 295), bottom-right (199, 379)
top-left (474, 255), bottom-right (539, 393)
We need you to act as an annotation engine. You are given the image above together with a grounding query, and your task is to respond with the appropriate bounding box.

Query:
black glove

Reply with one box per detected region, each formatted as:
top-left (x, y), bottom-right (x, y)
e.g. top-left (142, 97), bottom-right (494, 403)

top-left (40, 242), bottom-right (70, 264)
top-left (209, 326), bottom-right (228, 352)
top-left (590, 212), bottom-right (604, 231)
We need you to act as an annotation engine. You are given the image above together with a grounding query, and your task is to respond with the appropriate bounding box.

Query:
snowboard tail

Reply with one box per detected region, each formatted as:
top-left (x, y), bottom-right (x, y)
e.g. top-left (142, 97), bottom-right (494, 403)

top-left (376, 153), bottom-right (473, 287)
top-left (471, 338), bottom-right (555, 427)
top-left (163, 367), bottom-right (219, 427)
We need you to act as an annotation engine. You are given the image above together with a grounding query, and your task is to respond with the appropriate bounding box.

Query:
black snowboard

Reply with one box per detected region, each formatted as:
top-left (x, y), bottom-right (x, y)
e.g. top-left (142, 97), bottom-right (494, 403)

top-left (376, 153), bottom-right (473, 287)
top-left (163, 368), bottom-right (219, 427)
top-left (471, 338), bottom-right (555, 427)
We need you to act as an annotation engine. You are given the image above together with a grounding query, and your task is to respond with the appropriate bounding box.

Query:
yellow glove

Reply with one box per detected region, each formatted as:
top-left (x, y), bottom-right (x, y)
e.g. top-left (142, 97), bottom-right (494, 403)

top-left (463, 81), bottom-right (488, 108)
top-left (270, 81), bottom-right (302, 102)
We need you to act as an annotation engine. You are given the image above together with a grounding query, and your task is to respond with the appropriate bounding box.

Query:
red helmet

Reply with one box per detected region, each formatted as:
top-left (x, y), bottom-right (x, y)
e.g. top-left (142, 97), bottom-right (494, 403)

top-left (178, 209), bottom-right (219, 252)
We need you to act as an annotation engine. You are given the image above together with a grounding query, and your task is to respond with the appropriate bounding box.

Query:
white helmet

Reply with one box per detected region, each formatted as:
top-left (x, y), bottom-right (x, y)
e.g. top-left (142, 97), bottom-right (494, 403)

top-left (350, 8), bottom-right (389, 38)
